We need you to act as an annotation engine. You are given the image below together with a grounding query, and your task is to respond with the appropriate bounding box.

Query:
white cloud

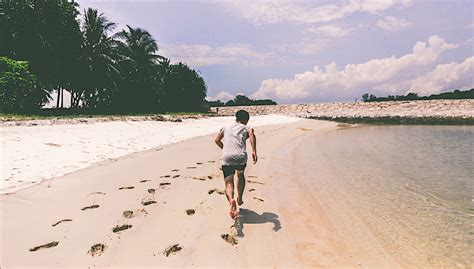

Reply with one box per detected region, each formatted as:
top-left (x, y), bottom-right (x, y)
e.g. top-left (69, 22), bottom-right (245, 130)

top-left (376, 16), bottom-right (412, 31)
top-left (252, 35), bottom-right (464, 101)
top-left (220, 0), bottom-right (413, 25)
top-left (405, 57), bottom-right (474, 95)
top-left (160, 41), bottom-right (330, 68)
top-left (206, 91), bottom-right (237, 101)
top-left (306, 25), bottom-right (351, 37)
top-left (206, 91), bottom-right (248, 102)
top-left (159, 43), bottom-right (274, 67)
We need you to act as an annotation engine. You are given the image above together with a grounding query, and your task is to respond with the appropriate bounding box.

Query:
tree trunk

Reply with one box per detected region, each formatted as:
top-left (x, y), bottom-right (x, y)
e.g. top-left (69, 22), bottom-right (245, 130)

top-left (60, 88), bottom-right (64, 108)
top-left (70, 91), bottom-right (74, 108)
top-left (56, 86), bottom-right (60, 108)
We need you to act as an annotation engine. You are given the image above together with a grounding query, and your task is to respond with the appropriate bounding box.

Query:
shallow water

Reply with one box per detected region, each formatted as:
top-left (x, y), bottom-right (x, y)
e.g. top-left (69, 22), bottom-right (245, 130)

top-left (299, 125), bottom-right (473, 267)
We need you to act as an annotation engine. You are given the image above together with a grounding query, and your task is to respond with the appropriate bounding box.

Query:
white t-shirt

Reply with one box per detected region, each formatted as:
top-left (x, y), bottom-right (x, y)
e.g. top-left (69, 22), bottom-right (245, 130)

top-left (220, 123), bottom-right (250, 166)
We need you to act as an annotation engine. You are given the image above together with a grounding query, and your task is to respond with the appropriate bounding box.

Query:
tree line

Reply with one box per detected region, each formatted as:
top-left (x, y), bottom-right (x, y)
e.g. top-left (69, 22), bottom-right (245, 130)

top-left (362, 89), bottom-right (474, 102)
top-left (0, 0), bottom-right (207, 114)
top-left (206, 94), bottom-right (277, 107)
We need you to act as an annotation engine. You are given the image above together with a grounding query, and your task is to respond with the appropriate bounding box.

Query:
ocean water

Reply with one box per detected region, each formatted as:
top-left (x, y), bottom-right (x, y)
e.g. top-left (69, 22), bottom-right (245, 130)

top-left (298, 125), bottom-right (473, 267)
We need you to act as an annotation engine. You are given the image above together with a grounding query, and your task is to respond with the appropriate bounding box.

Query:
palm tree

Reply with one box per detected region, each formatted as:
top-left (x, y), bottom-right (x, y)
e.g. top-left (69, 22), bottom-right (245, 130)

top-left (114, 26), bottom-right (164, 112)
top-left (115, 25), bottom-right (161, 72)
top-left (76, 8), bottom-right (119, 109)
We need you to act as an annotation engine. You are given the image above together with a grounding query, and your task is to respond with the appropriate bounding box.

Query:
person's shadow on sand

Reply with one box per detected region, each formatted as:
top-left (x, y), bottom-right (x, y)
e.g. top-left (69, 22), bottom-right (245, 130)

top-left (234, 208), bottom-right (281, 237)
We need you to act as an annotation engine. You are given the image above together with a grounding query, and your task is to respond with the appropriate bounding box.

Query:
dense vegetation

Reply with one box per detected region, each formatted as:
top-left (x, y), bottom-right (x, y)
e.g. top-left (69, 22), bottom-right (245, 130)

top-left (362, 89), bottom-right (474, 102)
top-left (0, 0), bottom-right (207, 114)
top-left (206, 94), bottom-right (277, 107)
top-left (0, 57), bottom-right (48, 112)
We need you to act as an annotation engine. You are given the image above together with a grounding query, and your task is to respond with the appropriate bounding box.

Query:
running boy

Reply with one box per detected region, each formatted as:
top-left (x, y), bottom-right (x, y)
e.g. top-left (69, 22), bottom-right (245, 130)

top-left (214, 110), bottom-right (257, 219)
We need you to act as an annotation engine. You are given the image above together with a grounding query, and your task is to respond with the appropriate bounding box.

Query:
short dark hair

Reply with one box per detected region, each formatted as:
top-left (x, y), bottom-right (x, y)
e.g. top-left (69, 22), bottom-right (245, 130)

top-left (236, 109), bottom-right (250, 122)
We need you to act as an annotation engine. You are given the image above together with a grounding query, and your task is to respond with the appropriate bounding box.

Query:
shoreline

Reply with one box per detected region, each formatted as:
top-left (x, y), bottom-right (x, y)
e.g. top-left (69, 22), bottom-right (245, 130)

top-left (308, 116), bottom-right (474, 125)
top-left (1, 120), bottom-right (469, 267)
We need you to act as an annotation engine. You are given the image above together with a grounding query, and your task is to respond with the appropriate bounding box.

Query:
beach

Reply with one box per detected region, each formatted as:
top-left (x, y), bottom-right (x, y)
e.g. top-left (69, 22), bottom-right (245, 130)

top-left (0, 115), bottom-right (300, 194)
top-left (1, 118), bottom-right (472, 268)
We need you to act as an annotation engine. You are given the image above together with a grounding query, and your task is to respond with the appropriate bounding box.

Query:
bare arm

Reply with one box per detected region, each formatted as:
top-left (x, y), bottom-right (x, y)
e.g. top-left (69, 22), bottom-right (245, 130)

top-left (215, 132), bottom-right (224, 149)
top-left (249, 128), bottom-right (258, 164)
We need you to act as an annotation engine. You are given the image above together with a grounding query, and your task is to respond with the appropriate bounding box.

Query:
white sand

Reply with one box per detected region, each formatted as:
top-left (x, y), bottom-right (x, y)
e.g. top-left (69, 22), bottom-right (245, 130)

top-left (0, 115), bottom-right (300, 194)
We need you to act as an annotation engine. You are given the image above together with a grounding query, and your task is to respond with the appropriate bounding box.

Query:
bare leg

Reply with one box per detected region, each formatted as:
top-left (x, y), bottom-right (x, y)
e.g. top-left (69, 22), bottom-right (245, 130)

top-left (236, 170), bottom-right (246, 206)
top-left (224, 175), bottom-right (234, 202)
top-left (224, 175), bottom-right (237, 219)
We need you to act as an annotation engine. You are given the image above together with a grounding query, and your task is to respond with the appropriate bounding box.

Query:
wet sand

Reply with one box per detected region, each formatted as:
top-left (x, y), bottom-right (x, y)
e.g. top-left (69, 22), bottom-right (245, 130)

top-left (0, 119), bottom-right (455, 267)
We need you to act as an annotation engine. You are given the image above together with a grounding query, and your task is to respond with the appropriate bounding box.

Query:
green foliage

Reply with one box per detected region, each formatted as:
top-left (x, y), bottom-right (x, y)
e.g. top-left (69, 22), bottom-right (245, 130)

top-left (0, 57), bottom-right (49, 112)
top-left (161, 62), bottom-right (207, 112)
top-left (112, 26), bottom-right (163, 112)
top-left (362, 89), bottom-right (474, 102)
top-left (0, 0), bottom-right (82, 88)
top-left (0, 2), bottom-right (209, 114)
top-left (206, 94), bottom-right (277, 107)
top-left (206, 100), bottom-right (225, 107)
top-left (78, 8), bottom-right (119, 110)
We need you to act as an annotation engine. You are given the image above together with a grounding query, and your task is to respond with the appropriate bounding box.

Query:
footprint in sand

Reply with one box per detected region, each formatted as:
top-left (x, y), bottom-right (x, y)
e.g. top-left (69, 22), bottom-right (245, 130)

top-left (187, 166), bottom-right (196, 169)
top-left (142, 200), bottom-right (157, 206)
top-left (171, 169), bottom-right (179, 172)
top-left (44, 143), bottom-right (61, 147)
top-left (253, 197), bottom-right (264, 202)
top-left (89, 192), bottom-right (106, 195)
top-left (248, 188), bottom-right (256, 192)
top-left (160, 182), bottom-right (171, 187)
top-left (52, 219), bottom-right (72, 227)
top-left (248, 175), bottom-right (258, 178)
top-left (208, 160), bottom-right (215, 163)
top-left (123, 210), bottom-right (134, 218)
top-left (196, 162), bottom-right (203, 165)
top-left (161, 175), bottom-right (171, 178)
top-left (81, 205), bottom-right (100, 211)
top-left (118, 186), bottom-right (134, 190)
top-left (163, 244), bottom-right (182, 257)
top-left (192, 177), bottom-right (206, 181)
top-left (148, 189), bottom-right (155, 194)
top-left (112, 224), bottom-right (132, 233)
top-left (88, 243), bottom-right (106, 257)
top-left (248, 180), bottom-right (264, 185)
top-left (186, 209), bottom-right (195, 215)
top-left (207, 175), bottom-right (213, 179)
top-left (29, 241), bottom-right (59, 252)
top-left (140, 179), bottom-right (150, 183)
top-left (172, 175), bottom-right (180, 178)
top-left (221, 234), bottom-right (238, 245)
top-left (208, 188), bottom-right (224, 195)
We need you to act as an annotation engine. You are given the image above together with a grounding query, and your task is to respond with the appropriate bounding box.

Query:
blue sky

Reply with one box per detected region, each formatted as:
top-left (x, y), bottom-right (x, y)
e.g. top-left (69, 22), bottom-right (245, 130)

top-left (76, 0), bottom-right (473, 104)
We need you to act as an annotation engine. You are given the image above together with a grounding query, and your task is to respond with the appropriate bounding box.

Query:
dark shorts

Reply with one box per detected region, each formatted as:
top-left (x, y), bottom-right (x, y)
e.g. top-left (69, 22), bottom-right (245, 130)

top-left (222, 164), bottom-right (246, 178)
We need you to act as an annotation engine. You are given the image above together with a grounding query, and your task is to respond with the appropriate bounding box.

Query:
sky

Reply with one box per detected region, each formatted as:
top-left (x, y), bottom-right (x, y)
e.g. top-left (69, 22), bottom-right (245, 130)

top-left (76, 0), bottom-right (474, 104)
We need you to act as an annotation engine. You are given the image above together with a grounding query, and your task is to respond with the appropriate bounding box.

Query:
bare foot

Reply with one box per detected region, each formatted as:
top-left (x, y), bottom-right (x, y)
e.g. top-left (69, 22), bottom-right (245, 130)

top-left (229, 199), bottom-right (237, 219)
top-left (236, 197), bottom-right (244, 206)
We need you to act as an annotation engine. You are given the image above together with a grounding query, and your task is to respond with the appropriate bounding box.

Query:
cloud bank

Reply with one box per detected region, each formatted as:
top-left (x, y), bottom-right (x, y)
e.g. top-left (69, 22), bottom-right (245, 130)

top-left (252, 36), bottom-right (472, 102)
top-left (221, 0), bottom-right (413, 25)
top-left (376, 16), bottom-right (412, 31)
